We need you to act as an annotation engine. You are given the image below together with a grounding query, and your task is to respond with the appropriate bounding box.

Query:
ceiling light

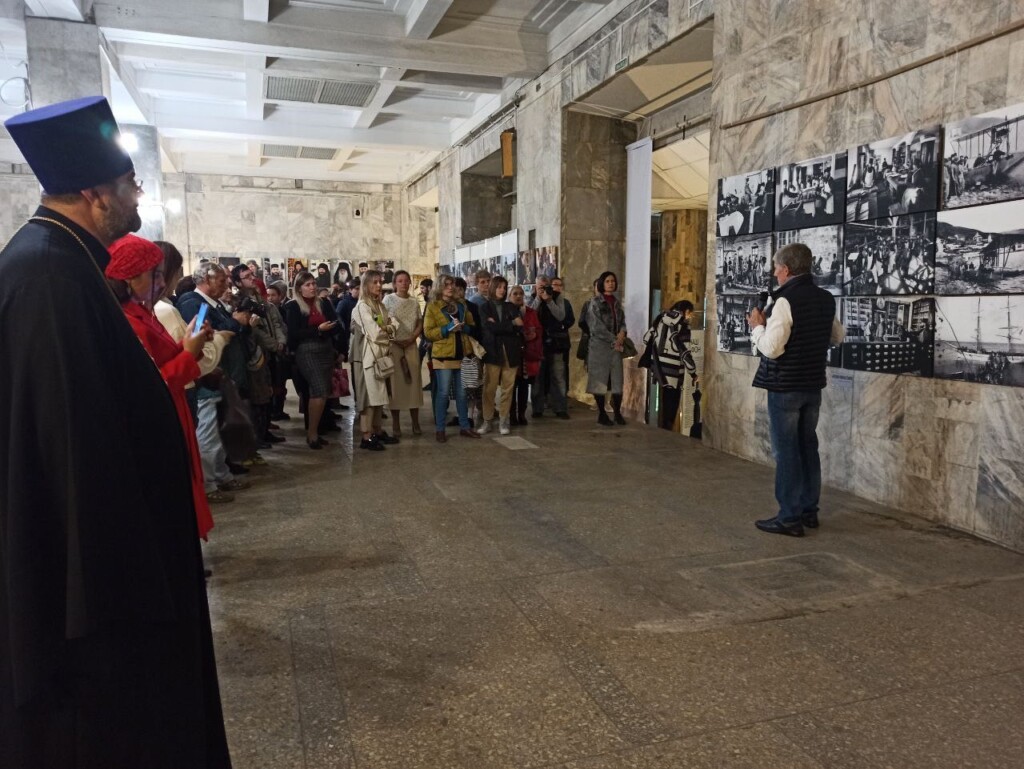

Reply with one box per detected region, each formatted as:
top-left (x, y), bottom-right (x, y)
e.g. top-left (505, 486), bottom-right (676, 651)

top-left (119, 133), bottom-right (139, 153)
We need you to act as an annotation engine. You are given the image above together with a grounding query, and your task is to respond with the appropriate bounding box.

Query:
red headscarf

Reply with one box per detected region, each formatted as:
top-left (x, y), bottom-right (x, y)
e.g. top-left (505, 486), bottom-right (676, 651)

top-left (106, 234), bottom-right (163, 280)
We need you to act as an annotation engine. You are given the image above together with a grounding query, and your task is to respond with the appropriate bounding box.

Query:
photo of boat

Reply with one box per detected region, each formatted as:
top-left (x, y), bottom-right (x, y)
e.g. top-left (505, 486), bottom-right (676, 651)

top-left (934, 296), bottom-right (1024, 387)
top-left (935, 199), bottom-right (1024, 294)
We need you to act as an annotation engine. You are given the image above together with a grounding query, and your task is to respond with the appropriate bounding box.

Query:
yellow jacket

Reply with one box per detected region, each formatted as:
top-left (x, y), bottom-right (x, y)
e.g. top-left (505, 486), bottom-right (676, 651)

top-left (424, 299), bottom-right (475, 363)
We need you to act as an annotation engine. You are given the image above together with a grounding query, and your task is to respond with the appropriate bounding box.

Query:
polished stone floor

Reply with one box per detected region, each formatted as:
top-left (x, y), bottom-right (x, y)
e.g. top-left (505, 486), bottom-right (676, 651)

top-left (205, 395), bottom-right (1024, 769)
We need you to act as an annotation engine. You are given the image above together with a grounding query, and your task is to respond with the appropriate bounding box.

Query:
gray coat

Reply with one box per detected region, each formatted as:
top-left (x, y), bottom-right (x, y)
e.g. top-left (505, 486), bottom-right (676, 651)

top-left (585, 295), bottom-right (626, 394)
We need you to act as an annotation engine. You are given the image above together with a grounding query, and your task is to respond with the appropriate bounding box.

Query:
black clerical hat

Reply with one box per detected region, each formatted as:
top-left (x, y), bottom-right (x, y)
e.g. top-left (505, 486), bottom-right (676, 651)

top-left (5, 96), bottom-right (134, 194)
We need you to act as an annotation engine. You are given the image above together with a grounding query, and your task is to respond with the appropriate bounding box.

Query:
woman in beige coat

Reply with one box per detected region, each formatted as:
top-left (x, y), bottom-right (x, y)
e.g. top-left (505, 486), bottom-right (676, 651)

top-left (351, 269), bottom-right (398, 451)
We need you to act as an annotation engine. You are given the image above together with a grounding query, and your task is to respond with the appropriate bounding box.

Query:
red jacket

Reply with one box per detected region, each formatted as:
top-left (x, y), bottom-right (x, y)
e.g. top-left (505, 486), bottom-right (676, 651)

top-left (121, 301), bottom-right (214, 540)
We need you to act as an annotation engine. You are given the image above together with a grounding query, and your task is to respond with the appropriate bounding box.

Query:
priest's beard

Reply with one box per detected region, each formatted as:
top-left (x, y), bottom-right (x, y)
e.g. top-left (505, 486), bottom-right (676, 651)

top-left (97, 197), bottom-right (142, 244)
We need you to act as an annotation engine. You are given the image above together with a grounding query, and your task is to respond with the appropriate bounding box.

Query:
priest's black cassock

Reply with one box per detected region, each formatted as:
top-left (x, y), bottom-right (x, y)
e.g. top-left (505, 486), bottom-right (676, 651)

top-left (0, 208), bottom-right (232, 768)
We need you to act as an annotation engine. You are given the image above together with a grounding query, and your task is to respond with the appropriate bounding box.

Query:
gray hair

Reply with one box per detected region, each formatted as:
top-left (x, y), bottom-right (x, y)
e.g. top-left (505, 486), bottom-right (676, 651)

top-left (773, 243), bottom-right (813, 275)
top-left (191, 262), bottom-right (225, 285)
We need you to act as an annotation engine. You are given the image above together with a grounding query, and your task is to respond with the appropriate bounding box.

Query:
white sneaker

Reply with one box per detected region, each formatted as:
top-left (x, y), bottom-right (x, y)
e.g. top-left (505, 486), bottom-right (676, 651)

top-left (477, 419), bottom-right (491, 435)
top-left (499, 419), bottom-right (510, 436)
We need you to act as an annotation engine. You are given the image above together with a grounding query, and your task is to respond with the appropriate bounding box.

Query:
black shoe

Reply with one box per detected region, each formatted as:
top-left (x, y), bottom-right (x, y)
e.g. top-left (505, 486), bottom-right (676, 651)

top-left (517, 414), bottom-right (528, 426)
top-left (319, 422), bottom-right (342, 434)
top-left (226, 461), bottom-right (250, 475)
top-left (258, 440), bottom-right (273, 450)
top-left (556, 412), bottom-right (570, 420)
top-left (613, 413), bottom-right (626, 425)
top-left (755, 517), bottom-right (805, 537)
top-left (307, 438), bottom-right (324, 450)
top-left (204, 568), bottom-right (213, 579)
top-left (264, 432), bottom-right (286, 443)
top-left (338, 404), bottom-right (350, 410)
top-left (532, 411), bottom-right (544, 418)
top-left (598, 413), bottom-right (614, 426)
top-left (269, 423), bottom-right (281, 431)
top-left (802, 510), bottom-right (820, 529)
top-left (373, 431), bottom-right (400, 445)
top-left (360, 436), bottom-right (385, 451)
top-left (422, 384), bottom-right (432, 391)
top-left (272, 412), bottom-right (291, 421)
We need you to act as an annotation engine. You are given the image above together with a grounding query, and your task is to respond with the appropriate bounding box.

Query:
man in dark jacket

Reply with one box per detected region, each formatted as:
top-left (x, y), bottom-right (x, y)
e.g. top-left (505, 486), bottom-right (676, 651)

top-left (0, 97), bottom-right (231, 768)
top-left (747, 243), bottom-right (845, 537)
top-left (335, 278), bottom-right (360, 358)
top-left (533, 276), bottom-right (575, 418)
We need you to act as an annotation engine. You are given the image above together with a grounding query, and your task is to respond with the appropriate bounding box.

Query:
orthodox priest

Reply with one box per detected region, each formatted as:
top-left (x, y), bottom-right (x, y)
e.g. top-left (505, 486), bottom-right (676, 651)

top-left (0, 97), bottom-right (232, 768)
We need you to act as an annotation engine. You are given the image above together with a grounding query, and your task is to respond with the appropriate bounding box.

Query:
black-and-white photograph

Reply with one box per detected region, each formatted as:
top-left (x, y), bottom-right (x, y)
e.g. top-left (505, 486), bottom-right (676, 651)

top-left (775, 226), bottom-right (844, 295)
top-left (775, 153), bottom-right (847, 230)
top-left (846, 127), bottom-right (940, 221)
top-left (716, 168), bottom-right (774, 236)
top-left (943, 102), bottom-right (1024, 209)
top-left (843, 213), bottom-right (936, 295)
top-left (716, 295), bottom-right (757, 354)
top-left (936, 200), bottom-right (1024, 295)
top-left (715, 233), bottom-right (774, 295)
top-left (517, 250), bottom-right (537, 285)
top-left (934, 296), bottom-right (1024, 387)
top-left (839, 296), bottom-right (935, 376)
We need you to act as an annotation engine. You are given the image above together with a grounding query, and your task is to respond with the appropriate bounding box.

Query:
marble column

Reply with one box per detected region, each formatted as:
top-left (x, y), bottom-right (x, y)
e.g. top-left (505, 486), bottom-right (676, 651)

top-left (25, 17), bottom-right (101, 107)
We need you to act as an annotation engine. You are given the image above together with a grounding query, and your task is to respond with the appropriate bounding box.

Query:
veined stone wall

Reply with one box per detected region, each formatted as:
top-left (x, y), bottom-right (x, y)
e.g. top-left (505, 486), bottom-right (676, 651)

top-left (0, 165), bottom-right (42, 245)
top-left (705, 0), bottom-right (1024, 551)
top-left (170, 174), bottom-right (421, 276)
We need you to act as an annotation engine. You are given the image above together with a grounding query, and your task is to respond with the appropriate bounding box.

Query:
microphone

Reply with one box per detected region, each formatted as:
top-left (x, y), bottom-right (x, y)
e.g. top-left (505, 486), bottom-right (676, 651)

top-left (756, 290), bottom-right (770, 311)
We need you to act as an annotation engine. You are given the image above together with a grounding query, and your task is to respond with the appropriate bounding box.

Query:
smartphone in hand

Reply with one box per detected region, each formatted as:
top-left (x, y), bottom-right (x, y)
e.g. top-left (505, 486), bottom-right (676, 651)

top-left (192, 303), bottom-right (209, 336)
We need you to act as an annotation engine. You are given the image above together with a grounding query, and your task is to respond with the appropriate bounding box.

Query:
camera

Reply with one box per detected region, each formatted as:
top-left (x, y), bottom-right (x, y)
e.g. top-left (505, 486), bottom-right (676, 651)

top-left (237, 296), bottom-right (266, 317)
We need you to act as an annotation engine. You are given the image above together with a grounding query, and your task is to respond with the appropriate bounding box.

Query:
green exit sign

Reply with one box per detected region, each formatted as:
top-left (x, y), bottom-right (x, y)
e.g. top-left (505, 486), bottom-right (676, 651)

top-left (614, 57), bottom-right (629, 72)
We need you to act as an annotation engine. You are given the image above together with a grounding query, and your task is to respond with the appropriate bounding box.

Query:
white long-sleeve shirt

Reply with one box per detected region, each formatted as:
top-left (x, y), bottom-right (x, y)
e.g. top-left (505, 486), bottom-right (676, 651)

top-left (750, 296), bottom-right (845, 360)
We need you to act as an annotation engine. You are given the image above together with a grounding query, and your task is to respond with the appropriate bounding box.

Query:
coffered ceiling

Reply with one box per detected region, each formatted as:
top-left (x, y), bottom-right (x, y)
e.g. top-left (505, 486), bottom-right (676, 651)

top-left (1, 0), bottom-right (629, 184)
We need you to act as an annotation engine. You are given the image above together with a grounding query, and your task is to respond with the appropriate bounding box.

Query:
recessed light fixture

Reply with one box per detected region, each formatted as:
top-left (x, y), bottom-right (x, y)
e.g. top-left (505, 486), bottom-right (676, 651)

top-left (119, 132), bottom-right (139, 153)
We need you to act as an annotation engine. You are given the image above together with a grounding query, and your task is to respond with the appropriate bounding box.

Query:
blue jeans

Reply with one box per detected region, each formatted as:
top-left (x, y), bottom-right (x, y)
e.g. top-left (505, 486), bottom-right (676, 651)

top-left (432, 367), bottom-right (471, 433)
top-left (767, 390), bottom-right (822, 524)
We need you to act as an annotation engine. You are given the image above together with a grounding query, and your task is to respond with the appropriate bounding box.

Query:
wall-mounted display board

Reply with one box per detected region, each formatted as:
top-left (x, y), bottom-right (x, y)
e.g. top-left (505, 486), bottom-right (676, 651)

top-left (714, 232), bottom-right (774, 295)
top-left (717, 107), bottom-right (1024, 387)
top-left (715, 167), bottom-right (774, 236)
top-left (777, 225), bottom-right (844, 295)
top-left (846, 127), bottom-right (941, 221)
top-left (935, 200), bottom-right (1024, 294)
top-left (837, 297), bottom-right (934, 376)
top-left (943, 102), bottom-right (1024, 209)
top-left (776, 153), bottom-right (847, 230)
top-left (934, 296), bottom-right (1024, 386)
top-left (843, 213), bottom-right (936, 296)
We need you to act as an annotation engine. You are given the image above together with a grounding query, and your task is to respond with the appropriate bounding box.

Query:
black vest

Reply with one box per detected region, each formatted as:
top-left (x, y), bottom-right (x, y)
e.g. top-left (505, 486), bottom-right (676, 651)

top-left (752, 273), bottom-right (835, 392)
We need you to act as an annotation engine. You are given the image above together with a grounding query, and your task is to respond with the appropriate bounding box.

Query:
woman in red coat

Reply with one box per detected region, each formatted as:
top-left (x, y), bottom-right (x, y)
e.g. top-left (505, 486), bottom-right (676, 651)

top-left (106, 234), bottom-right (216, 540)
top-left (509, 284), bottom-right (542, 426)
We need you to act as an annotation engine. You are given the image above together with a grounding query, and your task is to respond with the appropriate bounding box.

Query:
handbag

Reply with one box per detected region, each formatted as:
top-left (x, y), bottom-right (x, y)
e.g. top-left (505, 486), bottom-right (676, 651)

top-left (576, 332), bottom-right (590, 361)
top-left (621, 337), bottom-right (638, 358)
top-left (330, 367), bottom-right (350, 398)
top-left (461, 356), bottom-right (481, 389)
top-left (370, 347), bottom-right (395, 381)
top-left (216, 378), bottom-right (258, 463)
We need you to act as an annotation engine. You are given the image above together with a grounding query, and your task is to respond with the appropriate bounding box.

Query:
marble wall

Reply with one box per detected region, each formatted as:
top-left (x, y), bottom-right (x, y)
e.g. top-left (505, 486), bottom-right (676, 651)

top-left (175, 174), bottom-right (410, 275)
top-left (515, 83), bottom-right (563, 250)
top-left (561, 110), bottom-right (635, 402)
top-left (659, 209), bottom-right (707, 312)
top-left (0, 166), bottom-right (42, 244)
top-left (705, 0), bottom-right (1024, 551)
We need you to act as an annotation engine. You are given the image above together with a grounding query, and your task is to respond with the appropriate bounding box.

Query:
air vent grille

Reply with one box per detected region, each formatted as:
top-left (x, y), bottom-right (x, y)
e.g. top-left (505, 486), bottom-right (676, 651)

top-left (299, 146), bottom-right (338, 161)
top-left (266, 76), bottom-right (378, 108)
top-left (262, 144), bottom-right (301, 159)
top-left (266, 76), bottom-right (320, 103)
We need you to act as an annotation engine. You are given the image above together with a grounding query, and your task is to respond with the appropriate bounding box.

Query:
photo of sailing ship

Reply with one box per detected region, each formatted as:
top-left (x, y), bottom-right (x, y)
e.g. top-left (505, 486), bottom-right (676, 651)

top-left (943, 102), bottom-right (1024, 209)
top-left (715, 232), bottom-right (774, 295)
top-left (716, 168), bottom-right (774, 236)
top-left (847, 127), bottom-right (940, 221)
top-left (934, 296), bottom-right (1024, 387)
top-left (935, 200), bottom-right (1024, 294)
